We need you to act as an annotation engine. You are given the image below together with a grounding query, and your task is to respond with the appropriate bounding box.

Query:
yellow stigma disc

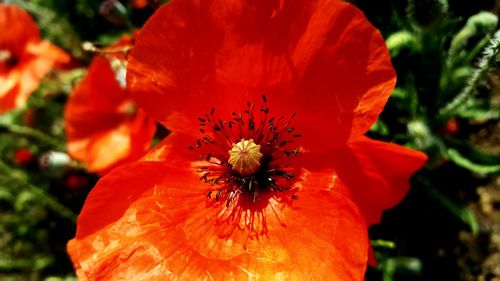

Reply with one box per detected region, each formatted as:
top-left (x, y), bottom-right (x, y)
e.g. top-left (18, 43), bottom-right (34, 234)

top-left (228, 139), bottom-right (263, 176)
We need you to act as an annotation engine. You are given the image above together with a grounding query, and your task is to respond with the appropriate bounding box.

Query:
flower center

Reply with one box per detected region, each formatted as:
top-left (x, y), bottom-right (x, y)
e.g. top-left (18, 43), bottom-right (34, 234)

top-left (228, 139), bottom-right (263, 176)
top-left (190, 96), bottom-right (301, 206)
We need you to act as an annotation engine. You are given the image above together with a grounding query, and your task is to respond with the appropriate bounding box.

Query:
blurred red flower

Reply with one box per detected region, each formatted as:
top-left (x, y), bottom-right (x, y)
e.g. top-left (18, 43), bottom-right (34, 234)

top-left (132, 0), bottom-right (148, 9)
top-left (64, 36), bottom-right (156, 174)
top-left (68, 0), bottom-right (427, 280)
top-left (64, 174), bottom-right (89, 190)
top-left (442, 118), bottom-right (459, 136)
top-left (14, 148), bottom-right (33, 166)
top-left (0, 4), bottom-right (69, 113)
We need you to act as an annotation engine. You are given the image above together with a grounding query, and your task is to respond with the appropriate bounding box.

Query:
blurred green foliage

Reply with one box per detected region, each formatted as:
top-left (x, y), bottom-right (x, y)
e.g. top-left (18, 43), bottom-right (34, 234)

top-left (355, 0), bottom-right (499, 280)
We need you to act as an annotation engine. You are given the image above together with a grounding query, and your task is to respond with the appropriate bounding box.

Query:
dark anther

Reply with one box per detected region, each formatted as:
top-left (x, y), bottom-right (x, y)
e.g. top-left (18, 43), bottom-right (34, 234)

top-left (200, 172), bottom-right (210, 182)
top-left (248, 119), bottom-right (255, 130)
top-left (194, 98), bottom-right (300, 206)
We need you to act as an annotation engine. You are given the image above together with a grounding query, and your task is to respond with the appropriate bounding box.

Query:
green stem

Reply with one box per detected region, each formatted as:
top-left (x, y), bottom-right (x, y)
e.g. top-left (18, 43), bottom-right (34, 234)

top-left (439, 31), bottom-right (500, 118)
top-left (0, 122), bottom-right (64, 150)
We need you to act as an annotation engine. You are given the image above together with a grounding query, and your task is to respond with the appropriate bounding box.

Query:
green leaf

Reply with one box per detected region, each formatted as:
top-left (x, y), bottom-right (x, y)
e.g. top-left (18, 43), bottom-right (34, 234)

top-left (15, 191), bottom-right (37, 212)
top-left (444, 139), bottom-right (500, 174)
top-left (456, 107), bottom-right (500, 120)
top-left (382, 257), bottom-right (423, 281)
top-left (370, 120), bottom-right (390, 136)
top-left (447, 149), bottom-right (500, 174)
top-left (455, 97), bottom-right (500, 121)
top-left (391, 87), bottom-right (409, 99)
top-left (0, 185), bottom-right (13, 201)
top-left (371, 239), bottom-right (396, 249)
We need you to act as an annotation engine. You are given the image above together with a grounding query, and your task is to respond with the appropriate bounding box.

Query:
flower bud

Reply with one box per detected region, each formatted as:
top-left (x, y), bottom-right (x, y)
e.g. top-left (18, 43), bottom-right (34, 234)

top-left (39, 151), bottom-right (71, 177)
top-left (99, 0), bottom-right (129, 27)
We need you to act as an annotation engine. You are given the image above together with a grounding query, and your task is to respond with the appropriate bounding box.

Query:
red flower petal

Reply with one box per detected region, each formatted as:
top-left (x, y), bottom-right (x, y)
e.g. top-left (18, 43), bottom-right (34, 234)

top-left (302, 137), bottom-right (427, 227)
top-left (128, 0), bottom-right (395, 149)
top-left (69, 159), bottom-right (369, 280)
top-left (340, 137), bottom-right (427, 225)
top-left (65, 56), bottom-right (156, 174)
top-left (0, 4), bottom-right (70, 112)
top-left (0, 4), bottom-right (40, 55)
top-left (146, 132), bottom-right (427, 229)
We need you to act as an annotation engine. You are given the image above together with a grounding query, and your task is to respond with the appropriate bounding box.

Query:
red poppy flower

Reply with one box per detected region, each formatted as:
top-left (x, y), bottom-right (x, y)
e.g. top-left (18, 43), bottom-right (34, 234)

top-left (68, 0), bottom-right (427, 280)
top-left (132, 0), bottom-right (148, 9)
top-left (64, 38), bottom-right (156, 174)
top-left (0, 4), bottom-right (69, 113)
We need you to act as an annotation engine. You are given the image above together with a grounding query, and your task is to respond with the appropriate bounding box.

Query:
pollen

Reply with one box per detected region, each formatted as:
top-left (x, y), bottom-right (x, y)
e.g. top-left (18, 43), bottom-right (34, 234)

top-left (228, 139), bottom-right (263, 176)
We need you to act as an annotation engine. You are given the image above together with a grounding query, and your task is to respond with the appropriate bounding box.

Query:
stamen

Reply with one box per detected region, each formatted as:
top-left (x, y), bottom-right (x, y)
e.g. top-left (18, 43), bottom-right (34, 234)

top-left (190, 97), bottom-right (301, 208)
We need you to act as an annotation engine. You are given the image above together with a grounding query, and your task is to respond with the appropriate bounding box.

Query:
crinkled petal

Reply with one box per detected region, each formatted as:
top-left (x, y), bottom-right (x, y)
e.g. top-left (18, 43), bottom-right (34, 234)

top-left (128, 0), bottom-right (395, 149)
top-left (302, 136), bottom-right (427, 227)
top-left (69, 159), bottom-right (368, 280)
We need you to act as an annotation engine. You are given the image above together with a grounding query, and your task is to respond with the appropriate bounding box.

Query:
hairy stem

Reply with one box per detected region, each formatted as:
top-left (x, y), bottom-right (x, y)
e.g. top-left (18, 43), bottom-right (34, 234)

top-left (439, 31), bottom-right (500, 118)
